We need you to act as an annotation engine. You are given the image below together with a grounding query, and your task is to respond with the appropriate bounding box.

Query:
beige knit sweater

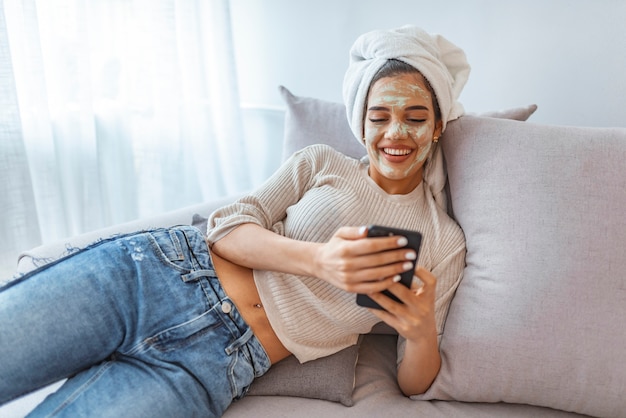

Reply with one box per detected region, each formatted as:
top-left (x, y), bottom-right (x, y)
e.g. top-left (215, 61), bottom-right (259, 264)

top-left (206, 145), bottom-right (465, 363)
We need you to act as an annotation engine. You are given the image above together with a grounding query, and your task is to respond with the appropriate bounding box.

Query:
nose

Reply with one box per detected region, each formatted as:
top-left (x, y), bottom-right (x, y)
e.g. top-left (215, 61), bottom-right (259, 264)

top-left (385, 120), bottom-right (407, 140)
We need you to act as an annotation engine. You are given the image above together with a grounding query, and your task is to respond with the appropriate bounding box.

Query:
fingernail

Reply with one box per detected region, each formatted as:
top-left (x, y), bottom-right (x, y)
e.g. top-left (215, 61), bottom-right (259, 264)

top-left (392, 275), bottom-right (401, 282)
top-left (359, 225), bottom-right (367, 235)
top-left (405, 251), bottom-right (416, 260)
top-left (402, 262), bottom-right (413, 271)
top-left (397, 237), bottom-right (408, 246)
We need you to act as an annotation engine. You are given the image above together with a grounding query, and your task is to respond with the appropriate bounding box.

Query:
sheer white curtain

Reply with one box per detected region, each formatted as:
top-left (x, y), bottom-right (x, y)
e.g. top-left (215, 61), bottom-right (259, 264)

top-left (1, 0), bottom-right (252, 278)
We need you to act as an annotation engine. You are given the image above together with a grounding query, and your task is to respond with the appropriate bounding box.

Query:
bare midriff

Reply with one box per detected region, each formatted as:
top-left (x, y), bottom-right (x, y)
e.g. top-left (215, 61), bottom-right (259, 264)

top-left (210, 251), bottom-right (291, 365)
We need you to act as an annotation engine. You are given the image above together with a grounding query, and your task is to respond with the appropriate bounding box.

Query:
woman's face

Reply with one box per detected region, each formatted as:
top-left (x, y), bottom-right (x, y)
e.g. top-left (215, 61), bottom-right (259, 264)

top-left (364, 73), bottom-right (442, 194)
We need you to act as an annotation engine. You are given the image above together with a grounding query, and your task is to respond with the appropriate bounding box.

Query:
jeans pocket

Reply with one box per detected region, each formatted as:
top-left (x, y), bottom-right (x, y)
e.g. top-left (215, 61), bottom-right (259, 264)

top-left (146, 309), bottom-right (222, 353)
top-left (229, 345), bottom-right (257, 400)
top-left (143, 229), bottom-right (192, 273)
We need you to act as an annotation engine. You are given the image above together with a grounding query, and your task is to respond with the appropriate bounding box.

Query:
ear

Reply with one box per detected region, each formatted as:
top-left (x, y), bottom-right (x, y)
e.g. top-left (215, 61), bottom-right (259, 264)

top-left (434, 119), bottom-right (444, 140)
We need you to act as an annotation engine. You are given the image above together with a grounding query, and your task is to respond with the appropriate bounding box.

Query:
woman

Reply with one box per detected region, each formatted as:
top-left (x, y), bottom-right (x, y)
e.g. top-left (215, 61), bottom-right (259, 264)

top-left (0, 26), bottom-right (469, 417)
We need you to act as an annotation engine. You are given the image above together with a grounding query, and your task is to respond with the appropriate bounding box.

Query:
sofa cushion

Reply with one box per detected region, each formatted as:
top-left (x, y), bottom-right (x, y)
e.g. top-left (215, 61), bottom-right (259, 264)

top-left (278, 85), bottom-right (537, 161)
top-left (413, 115), bottom-right (626, 418)
top-left (247, 340), bottom-right (361, 406)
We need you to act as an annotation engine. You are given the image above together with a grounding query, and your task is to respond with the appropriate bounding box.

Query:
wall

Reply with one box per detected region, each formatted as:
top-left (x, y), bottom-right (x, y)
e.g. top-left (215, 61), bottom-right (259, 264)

top-left (231, 0), bottom-right (626, 128)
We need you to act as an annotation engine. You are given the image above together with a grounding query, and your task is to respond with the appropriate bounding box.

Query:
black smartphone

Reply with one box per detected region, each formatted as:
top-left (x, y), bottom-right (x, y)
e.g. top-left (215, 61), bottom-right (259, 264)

top-left (356, 225), bottom-right (423, 310)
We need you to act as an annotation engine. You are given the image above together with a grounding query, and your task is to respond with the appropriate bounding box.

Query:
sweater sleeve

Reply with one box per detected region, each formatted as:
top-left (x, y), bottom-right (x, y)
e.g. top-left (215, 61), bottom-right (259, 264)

top-left (206, 146), bottom-right (319, 245)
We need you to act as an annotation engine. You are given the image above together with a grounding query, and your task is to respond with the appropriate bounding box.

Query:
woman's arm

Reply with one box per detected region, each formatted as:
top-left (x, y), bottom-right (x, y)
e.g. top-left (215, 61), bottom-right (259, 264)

top-left (397, 328), bottom-right (440, 396)
top-left (211, 223), bottom-right (419, 295)
top-left (367, 267), bottom-right (441, 395)
top-left (367, 233), bottom-right (466, 395)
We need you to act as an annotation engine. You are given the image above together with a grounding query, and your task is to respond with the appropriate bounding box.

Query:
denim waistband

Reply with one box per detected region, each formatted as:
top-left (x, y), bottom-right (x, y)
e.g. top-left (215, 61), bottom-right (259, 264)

top-left (149, 225), bottom-right (271, 377)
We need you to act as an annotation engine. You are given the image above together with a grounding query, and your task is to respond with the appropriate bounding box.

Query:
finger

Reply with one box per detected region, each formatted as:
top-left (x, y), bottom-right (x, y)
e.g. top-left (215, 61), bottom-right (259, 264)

top-left (364, 234), bottom-right (415, 254)
top-left (414, 266), bottom-right (436, 289)
top-left (366, 294), bottom-right (399, 318)
top-left (354, 225), bottom-right (418, 256)
top-left (410, 274), bottom-right (423, 291)
top-left (335, 245), bottom-right (416, 275)
top-left (406, 268), bottom-right (437, 299)
top-left (332, 227), bottom-right (416, 260)
top-left (352, 273), bottom-right (408, 293)
top-left (367, 283), bottom-right (413, 313)
top-left (410, 275), bottom-right (428, 296)
top-left (381, 282), bottom-right (416, 306)
top-left (349, 238), bottom-right (417, 263)
top-left (350, 255), bottom-right (415, 278)
top-left (334, 225), bottom-right (370, 240)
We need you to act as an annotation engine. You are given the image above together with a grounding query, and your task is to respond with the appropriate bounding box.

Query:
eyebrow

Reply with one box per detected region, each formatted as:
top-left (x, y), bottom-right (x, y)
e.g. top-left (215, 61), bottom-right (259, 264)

top-left (367, 105), bottom-right (429, 111)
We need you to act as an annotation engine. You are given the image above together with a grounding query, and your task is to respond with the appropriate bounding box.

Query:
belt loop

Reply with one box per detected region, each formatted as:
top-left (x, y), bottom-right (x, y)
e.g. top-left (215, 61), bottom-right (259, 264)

top-left (181, 269), bottom-right (216, 283)
top-left (225, 327), bottom-right (254, 355)
top-left (168, 229), bottom-right (184, 261)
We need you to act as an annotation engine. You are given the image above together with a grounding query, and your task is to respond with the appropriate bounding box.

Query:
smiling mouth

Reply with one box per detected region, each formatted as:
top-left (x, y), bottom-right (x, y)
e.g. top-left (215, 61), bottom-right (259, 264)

top-left (382, 148), bottom-right (413, 156)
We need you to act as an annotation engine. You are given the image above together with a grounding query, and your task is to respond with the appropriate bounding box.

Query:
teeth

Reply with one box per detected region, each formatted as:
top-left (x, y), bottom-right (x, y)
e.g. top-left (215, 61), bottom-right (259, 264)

top-left (384, 148), bottom-right (412, 156)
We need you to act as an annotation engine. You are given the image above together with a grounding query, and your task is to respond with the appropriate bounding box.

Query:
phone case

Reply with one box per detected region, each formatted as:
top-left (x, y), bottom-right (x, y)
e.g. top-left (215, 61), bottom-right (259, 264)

top-left (356, 225), bottom-right (422, 310)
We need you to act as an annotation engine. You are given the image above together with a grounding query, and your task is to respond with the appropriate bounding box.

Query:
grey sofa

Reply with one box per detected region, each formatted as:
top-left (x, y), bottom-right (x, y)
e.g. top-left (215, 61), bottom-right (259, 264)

top-left (3, 89), bottom-right (626, 418)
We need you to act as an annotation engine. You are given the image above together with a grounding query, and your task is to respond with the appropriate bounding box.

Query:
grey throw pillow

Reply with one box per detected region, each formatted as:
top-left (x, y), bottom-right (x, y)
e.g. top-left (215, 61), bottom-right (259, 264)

top-left (279, 85), bottom-right (537, 162)
top-left (247, 342), bottom-right (361, 406)
top-left (279, 85), bottom-right (365, 161)
top-left (413, 115), bottom-right (626, 418)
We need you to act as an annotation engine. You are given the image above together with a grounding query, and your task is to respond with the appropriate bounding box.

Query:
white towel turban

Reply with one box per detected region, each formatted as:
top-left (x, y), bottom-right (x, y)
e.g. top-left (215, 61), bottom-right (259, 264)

top-left (342, 25), bottom-right (471, 210)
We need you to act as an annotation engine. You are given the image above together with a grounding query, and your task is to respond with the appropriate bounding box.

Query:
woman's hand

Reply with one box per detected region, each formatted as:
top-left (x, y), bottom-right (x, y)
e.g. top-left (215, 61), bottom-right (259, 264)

top-left (366, 266), bottom-right (437, 341)
top-left (312, 226), bottom-right (418, 295)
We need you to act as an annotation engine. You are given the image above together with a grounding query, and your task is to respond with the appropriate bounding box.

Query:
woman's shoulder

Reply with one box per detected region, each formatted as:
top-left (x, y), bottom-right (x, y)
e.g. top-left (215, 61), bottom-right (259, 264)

top-left (298, 143), bottom-right (358, 158)
top-left (293, 144), bottom-right (362, 169)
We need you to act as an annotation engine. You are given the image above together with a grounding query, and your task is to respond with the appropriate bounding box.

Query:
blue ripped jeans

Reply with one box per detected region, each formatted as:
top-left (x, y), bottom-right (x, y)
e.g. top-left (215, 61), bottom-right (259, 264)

top-left (0, 226), bottom-right (270, 418)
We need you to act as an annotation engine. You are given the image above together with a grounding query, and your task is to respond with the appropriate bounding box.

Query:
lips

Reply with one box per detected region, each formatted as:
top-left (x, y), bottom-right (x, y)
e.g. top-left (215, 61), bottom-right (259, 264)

top-left (383, 147), bottom-right (413, 156)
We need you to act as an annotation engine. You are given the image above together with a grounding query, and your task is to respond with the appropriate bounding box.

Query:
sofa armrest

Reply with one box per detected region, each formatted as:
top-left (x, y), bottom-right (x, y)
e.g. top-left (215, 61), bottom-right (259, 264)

top-left (15, 193), bottom-right (243, 276)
